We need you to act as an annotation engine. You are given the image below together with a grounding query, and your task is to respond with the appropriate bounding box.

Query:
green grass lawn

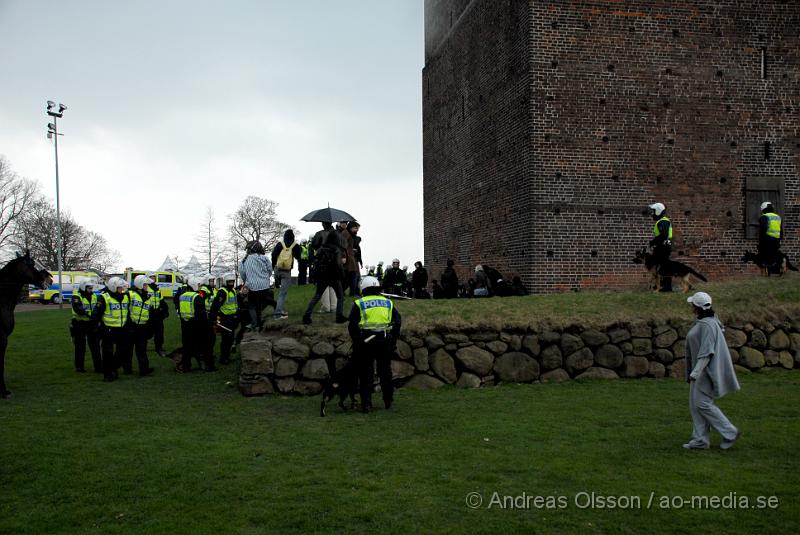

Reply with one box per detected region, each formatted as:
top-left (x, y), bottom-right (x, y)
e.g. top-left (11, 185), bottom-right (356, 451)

top-left (1, 283), bottom-right (799, 534)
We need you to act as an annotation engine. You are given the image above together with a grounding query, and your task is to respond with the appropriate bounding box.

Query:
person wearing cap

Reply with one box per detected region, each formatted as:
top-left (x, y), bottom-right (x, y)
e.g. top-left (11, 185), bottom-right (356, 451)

top-left (271, 228), bottom-right (302, 320)
top-left (70, 279), bottom-right (101, 373)
top-left (758, 201), bottom-right (782, 265)
top-left (648, 202), bottom-right (673, 292)
top-left (128, 275), bottom-right (155, 377)
top-left (382, 259), bottom-right (405, 296)
top-left (348, 276), bottom-right (402, 413)
top-left (209, 273), bottom-right (239, 365)
top-left (683, 292), bottom-right (741, 450)
top-left (240, 240), bottom-right (274, 329)
top-left (92, 277), bottom-right (133, 382)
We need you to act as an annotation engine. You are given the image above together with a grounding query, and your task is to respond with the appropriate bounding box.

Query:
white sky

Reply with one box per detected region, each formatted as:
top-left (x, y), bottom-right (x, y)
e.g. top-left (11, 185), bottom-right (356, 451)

top-left (0, 1), bottom-right (424, 273)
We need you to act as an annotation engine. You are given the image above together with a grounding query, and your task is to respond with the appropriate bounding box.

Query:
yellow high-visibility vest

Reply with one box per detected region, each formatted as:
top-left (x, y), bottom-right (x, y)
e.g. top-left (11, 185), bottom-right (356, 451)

top-left (764, 212), bottom-right (782, 239)
top-left (653, 216), bottom-right (673, 240)
top-left (219, 288), bottom-right (238, 316)
top-left (72, 293), bottom-right (97, 322)
top-left (101, 293), bottom-right (130, 328)
top-left (129, 290), bottom-right (153, 325)
top-left (178, 291), bottom-right (198, 320)
top-left (354, 296), bottom-right (393, 331)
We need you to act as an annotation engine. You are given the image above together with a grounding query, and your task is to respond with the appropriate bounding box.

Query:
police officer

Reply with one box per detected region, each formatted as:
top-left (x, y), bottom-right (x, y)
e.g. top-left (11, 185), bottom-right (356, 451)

top-left (758, 201), bottom-right (782, 265)
top-left (147, 272), bottom-right (169, 357)
top-left (201, 274), bottom-right (218, 362)
top-left (347, 276), bottom-right (401, 413)
top-left (298, 240), bottom-right (310, 285)
top-left (70, 280), bottom-right (101, 373)
top-left (177, 276), bottom-right (215, 372)
top-left (128, 275), bottom-right (155, 376)
top-left (382, 259), bottom-right (406, 296)
top-left (648, 202), bottom-right (673, 292)
top-left (209, 273), bottom-right (239, 365)
top-left (92, 277), bottom-right (132, 382)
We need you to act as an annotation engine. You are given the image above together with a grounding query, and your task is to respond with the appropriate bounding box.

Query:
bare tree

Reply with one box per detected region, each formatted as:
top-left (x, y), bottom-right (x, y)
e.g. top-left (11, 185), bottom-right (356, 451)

top-left (192, 206), bottom-right (219, 273)
top-left (0, 156), bottom-right (39, 257)
top-left (228, 196), bottom-right (288, 249)
top-left (12, 198), bottom-right (118, 272)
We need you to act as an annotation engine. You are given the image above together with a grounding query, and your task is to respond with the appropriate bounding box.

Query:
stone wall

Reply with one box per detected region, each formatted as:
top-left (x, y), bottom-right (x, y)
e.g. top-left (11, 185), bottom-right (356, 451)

top-left (239, 316), bottom-right (800, 396)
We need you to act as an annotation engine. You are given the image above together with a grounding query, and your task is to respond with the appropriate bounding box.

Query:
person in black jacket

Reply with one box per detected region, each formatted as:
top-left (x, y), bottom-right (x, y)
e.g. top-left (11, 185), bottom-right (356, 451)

top-left (70, 280), bottom-right (101, 373)
top-left (302, 231), bottom-right (347, 324)
top-left (440, 259), bottom-right (459, 299)
top-left (411, 261), bottom-right (429, 298)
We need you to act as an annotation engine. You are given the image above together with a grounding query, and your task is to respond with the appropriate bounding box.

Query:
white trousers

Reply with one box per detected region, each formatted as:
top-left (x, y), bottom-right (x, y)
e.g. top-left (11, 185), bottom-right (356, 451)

top-left (319, 287), bottom-right (337, 313)
top-left (687, 382), bottom-right (738, 447)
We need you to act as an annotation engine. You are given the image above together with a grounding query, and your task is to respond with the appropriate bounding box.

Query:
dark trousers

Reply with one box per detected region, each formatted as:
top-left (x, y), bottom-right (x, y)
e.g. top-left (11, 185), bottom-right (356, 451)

top-left (180, 320), bottom-right (214, 371)
top-left (353, 334), bottom-right (393, 409)
top-left (347, 271), bottom-right (359, 297)
top-left (247, 289), bottom-right (277, 328)
top-left (303, 278), bottom-right (344, 319)
top-left (131, 325), bottom-right (152, 374)
top-left (298, 260), bottom-right (308, 285)
top-left (218, 315), bottom-right (238, 362)
top-left (151, 316), bottom-right (165, 352)
top-left (758, 237), bottom-right (780, 264)
top-left (101, 327), bottom-right (131, 378)
top-left (72, 320), bottom-right (101, 372)
top-left (654, 244), bottom-right (672, 291)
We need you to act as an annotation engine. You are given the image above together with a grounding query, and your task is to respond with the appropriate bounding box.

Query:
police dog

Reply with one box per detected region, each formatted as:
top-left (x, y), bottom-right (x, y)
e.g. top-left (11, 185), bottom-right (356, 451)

top-left (742, 251), bottom-right (798, 277)
top-left (633, 249), bottom-right (708, 293)
top-left (320, 357), bottom-right (359, 417)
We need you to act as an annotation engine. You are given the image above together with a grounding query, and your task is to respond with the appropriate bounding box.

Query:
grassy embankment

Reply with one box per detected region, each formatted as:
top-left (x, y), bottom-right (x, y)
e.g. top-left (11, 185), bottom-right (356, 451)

top-left (1, 277), bottom-right (798, 533)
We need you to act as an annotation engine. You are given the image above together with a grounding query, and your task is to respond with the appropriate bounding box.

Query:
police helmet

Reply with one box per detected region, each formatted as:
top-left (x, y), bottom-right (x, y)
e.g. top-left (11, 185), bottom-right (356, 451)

top-left (187, 276), bottom-right (201, 291)
top-left (78, 280), bottom-right (94, 292)
top-left (649, 203), bottom-right (666, 216)
top-left (760, 201), bottom-right (773, 211)
top-left (359, 276), bottom-right (380, 293)
top-left (223, 272), bottom-right (236, 283)
top-left (133, 274), bottom-right (153, 290)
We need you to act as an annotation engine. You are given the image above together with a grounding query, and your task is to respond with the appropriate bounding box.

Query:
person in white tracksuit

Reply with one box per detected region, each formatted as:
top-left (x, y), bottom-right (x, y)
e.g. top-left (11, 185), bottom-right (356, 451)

top-left (683, 292), bottom-right (741, 450)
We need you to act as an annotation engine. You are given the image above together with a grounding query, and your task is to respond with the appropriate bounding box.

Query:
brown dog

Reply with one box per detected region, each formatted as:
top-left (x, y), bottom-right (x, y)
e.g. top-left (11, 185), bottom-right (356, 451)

top-left (633, 249), bottom-right (708, 293)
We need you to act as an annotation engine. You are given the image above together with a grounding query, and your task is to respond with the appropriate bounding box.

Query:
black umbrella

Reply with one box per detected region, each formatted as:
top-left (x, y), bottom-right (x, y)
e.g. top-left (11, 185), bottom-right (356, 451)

top-left (301, 206), bottom-right (356, 223)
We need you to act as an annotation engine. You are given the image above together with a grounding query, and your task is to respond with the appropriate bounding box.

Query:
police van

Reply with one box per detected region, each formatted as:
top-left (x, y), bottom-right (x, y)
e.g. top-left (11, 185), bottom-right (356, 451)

top-left (29, 270), bottom-right (104, 304)
top-left (124, 269), bottom-right (185, 298)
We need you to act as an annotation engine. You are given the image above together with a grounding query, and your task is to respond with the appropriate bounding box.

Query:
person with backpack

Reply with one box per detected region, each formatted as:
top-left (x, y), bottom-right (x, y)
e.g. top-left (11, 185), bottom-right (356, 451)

top-left (271, 228), bottom-right (302, 320)
top-left (302, 231), bottom-right (347, 325)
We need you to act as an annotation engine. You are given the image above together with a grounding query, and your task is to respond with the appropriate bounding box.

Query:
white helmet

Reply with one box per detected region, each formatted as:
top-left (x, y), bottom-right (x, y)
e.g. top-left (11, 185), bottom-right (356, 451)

top-left (78, 280), bottom-right (94, 292)
top-left (359, 276), bottom-right (380, 292)
top-left (760, 201), bottom-right (773, 210)
top-left (105, 278), bottom-right (118, 292)
top-left (378, 261), bottom-right (384, 266)
top-left (187, 276), bottom-right (201, 291)
top-left (223, 272), bottom-right (236, 283)
top-left (649, 203), bottom-right (666, 216)
top-left (133, 274), bottom-right (153, 290)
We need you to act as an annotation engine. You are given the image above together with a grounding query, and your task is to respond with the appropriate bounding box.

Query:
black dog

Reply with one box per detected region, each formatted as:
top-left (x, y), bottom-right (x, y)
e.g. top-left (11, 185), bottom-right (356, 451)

top-left (742, 251), bottom-right (798, 277)
top-left (320, 357), bottom-right (360, 417)
top-left (633, 249), bottom-right (708, 293)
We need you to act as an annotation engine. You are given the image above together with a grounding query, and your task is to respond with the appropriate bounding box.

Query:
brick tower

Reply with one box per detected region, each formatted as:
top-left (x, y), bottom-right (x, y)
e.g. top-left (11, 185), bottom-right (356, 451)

top-left (423, 0), bottom-right (799, 293)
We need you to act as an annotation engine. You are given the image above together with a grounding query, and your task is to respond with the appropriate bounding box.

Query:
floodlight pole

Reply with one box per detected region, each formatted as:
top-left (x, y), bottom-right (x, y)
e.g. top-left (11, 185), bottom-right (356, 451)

top-left (47, 102), bottom-right (66, 310)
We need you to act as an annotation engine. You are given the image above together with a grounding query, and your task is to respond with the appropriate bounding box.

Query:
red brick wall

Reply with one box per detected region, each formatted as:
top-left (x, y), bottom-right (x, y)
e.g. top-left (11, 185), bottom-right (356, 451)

top-left (423, 0), bottom-right (799, 293)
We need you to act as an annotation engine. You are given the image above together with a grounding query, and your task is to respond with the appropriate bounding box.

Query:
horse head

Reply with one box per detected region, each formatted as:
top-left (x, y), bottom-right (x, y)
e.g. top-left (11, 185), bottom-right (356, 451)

top-left (10, 251), bottom-right (53, 289)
